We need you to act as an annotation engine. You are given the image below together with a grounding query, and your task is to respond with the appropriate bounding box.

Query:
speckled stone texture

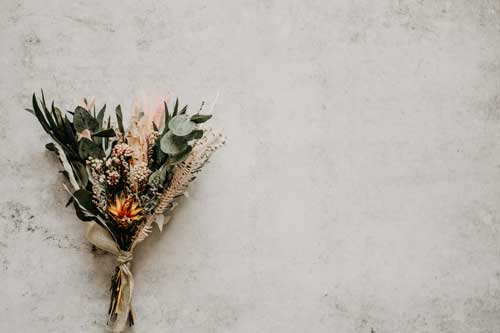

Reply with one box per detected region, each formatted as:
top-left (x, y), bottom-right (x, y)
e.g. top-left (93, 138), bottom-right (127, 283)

top-left (1, 1), bottom-right (500, 332)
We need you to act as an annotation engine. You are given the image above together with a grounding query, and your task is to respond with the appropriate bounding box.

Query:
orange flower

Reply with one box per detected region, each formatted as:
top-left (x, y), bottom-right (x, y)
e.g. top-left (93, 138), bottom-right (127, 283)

top-left (108, 194), bottom-right (143, 229)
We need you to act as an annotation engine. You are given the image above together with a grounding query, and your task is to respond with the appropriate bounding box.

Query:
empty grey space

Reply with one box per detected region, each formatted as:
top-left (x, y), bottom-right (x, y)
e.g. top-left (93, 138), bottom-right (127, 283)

top-left (1, 1), bottom-right (500, 332)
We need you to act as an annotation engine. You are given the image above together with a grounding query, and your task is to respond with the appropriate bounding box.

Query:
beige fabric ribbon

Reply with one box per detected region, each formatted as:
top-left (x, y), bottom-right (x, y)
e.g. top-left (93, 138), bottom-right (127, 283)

top-left (85, 222), bottom-right (134, 333)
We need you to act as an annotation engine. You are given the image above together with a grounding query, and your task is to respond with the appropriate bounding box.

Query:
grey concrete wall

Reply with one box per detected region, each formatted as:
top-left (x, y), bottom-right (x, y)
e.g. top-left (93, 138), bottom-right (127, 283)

top-left (1, 1), bottom-right (500, 332)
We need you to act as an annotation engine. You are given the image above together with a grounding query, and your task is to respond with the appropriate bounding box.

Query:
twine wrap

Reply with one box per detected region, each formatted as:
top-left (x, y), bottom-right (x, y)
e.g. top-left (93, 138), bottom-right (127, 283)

top-left (86, 222), bottom-right (134, 333)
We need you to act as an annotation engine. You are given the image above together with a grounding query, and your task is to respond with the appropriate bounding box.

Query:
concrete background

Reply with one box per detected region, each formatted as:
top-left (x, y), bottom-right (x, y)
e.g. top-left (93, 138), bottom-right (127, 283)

top-left (1, 1), bottom-right (500, 332)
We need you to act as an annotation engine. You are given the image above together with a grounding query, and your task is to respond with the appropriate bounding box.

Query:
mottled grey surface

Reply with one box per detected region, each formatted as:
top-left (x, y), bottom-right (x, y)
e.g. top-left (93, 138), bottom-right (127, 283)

top-left (1, 0), bottom-right (500, 332)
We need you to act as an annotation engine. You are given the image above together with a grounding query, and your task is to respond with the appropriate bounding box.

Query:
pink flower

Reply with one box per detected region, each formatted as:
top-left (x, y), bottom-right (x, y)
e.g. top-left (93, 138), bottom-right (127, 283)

top-left (79, 128), bottom-right (92, 140)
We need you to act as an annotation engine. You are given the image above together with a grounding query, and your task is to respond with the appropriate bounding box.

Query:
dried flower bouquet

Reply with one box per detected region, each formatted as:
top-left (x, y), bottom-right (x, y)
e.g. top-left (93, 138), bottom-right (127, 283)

top-left (26, 92), bottom-right (224, 332)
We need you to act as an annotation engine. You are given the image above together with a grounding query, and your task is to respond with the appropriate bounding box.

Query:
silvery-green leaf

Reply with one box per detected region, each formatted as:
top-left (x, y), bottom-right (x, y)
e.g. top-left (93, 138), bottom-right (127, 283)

top-left (166, 145), bottom-right (192, 165)
top-left (168, 114), bottom-right (196, 136)
top-left (160, 132), bottom-right (187, 155)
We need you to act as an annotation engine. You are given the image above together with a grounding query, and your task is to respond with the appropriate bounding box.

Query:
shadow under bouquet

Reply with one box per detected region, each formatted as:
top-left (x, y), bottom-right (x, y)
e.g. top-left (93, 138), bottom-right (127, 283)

top-left (26, 92), bottom-right (224, 332)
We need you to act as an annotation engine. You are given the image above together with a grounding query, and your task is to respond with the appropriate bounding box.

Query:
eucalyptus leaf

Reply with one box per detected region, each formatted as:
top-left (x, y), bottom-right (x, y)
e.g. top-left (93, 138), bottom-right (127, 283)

top-left (167, 145), bottom-right (192, 165)
top-left (78, 138), bottom-right (105, 160)
top-left (184, 129), bottom-right (203, 141)
top-left (160, 132), bottom-right (187, 155)
top-left (74, 106), bottom-right (99, 132)
top-left (168, 114), bottom-right (196, 136)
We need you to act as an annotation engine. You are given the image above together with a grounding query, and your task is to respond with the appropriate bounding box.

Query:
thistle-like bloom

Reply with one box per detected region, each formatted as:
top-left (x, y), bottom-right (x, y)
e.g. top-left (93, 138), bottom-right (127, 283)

top-left (108, 194), bottom-right (143, 229)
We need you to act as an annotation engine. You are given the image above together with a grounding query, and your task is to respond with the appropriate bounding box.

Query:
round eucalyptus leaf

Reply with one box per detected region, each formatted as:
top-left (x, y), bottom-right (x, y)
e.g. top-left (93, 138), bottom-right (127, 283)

top-left (160, 132), bottom-right (187, 155)
top-left (78, 138), bottom-right (105, 160)
top-left (74, 106), bottom-right (99, 133)
top-left (168, 114), bottom-right (196, 136)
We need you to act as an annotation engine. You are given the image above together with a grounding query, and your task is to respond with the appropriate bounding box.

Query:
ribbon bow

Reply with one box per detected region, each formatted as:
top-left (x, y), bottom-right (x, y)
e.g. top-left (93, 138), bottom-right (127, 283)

top-left (86, 222), bottom-right (135, 333)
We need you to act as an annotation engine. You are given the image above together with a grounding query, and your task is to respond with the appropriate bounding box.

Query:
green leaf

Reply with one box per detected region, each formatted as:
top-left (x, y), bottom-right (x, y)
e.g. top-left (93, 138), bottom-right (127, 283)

top-left (72, 189), bottom-right (98, 221)
top-left (40, 92), bottom-right (57, 132)
top-left (96, 104), bottom-right (106, 128)
top-left (78, 138), bottom-right (105, 160)
top-left (172, 98), bottom-right (179, 117)
top-left (92, 128), bottom-right (116, 137)
top-left (52, 104), bottom-right (64, 129)
top-left (45, 142), bottom-right (57, 151)
top-left (115, 105), bottom-right (124, 134)
top-left (160, 132), bottom-right (187, 155)
top-left (74, 106), bottom-right (98, 132)
top-left (191, 114), bottom-right (212, 124)
top-left (167, 145), bottom-right (192, 165)
top-left (184, 129), bottom-right (203, 141)
top-left (72, 161), bottom-right (89, 188)
top-left (179, 105), bottom-right (187, 115)
top-left (104, 115), bottom-right (111, 151)
top-left (32, 94), bottom-right (51, 134)
top-left (168, 114), bottom-right (196, 136)
top-left (162, 102), bottom-right (170, 135)
top-left (62, 115), bottom-right (78, 153)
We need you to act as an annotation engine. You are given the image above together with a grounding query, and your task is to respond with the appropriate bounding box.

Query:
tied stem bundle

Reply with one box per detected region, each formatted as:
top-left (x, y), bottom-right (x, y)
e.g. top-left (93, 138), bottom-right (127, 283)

top-left (26, 91), bottom-right (224, 332)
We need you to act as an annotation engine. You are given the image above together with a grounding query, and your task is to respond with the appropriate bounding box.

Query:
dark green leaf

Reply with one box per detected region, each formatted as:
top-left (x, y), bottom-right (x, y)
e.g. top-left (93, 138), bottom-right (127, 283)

top-left (162, 102), bottom-right (170, 135)
top-left (179, 105), bottom-right (187, 115)
top-left (191, 114), bottom-right (212, 124)
top-left (104, 115), bottom-right (111, 150)
top-left (62, 116), bottom-right (78, 153)
top-left (97, 104), bottom-right (106, 129)
top-left (32, 94), bottom-right (51, 134)
top-left (115, 105), bottom-right (124, 134)
top-left (74, 106), bottom-right (99, 132)
top-left (52, 104), bottom-right (64, 129)
top-left (172, 98), bottom-right (179, 117)
top-left (79, 138), bottom-right (105, 160)
top-left (45, 142), bottom-right (57, 151)
top-left (72, 161), bottom-right (89, 188)
top-left (92, 128), bottom-right (116, 137)
top-left (184, 129), bottom-right (203, 141)
top-left (72, 189), bottom-right (98, 221)
top-left (40, 91), bottom-right (57, 132)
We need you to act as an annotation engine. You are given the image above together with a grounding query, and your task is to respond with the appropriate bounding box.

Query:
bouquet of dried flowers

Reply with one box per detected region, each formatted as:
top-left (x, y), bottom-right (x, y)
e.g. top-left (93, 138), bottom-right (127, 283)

top-left (26, 91), bottom-right (224, 332)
